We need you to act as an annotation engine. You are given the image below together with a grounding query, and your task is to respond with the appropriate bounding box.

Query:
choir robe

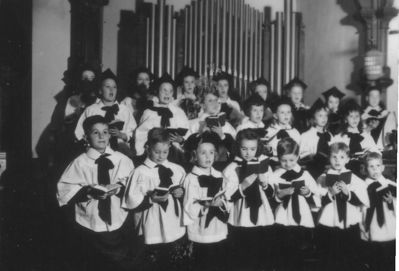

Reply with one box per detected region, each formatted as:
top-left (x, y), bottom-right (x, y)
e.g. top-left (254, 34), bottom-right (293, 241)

top-left (75, 99), bottom-right (137, 143)
top-left (223, 155), bottom-right (275, 227)
top-left (236, 118), bottom-right (266, 133)
top-left (134, 103), bottom-right (189, 156)
top-left (183, 166), bottom-right (230, 243)
top-left (317, 169), bottom-right (370, 229)
top-left (272, 165), bottom-right (320, 228)
top-left (57, 147), bottom-right (134, 232)
top-left (331, 128), bottom-right (381, 154)
top-left (299, 127), bottom-right (332, 158)
top-left (360, 177), bottom-right (396, 242)
top-left (123, 158), bottom-right (186, 245)
top-left (265, 123), bottom-right (301, 159)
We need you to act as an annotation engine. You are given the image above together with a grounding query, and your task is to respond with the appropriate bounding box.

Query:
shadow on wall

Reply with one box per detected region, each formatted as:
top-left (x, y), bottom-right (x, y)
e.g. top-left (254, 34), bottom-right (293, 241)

top-left (336, 0), bottom-right (366, 95)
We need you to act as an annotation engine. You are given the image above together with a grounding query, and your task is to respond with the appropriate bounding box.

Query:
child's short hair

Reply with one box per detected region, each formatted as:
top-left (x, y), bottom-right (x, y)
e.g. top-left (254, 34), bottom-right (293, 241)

top-left (243, 96), bottom-right (264, 116)
top-left (277, 137), bottom-right (299, 157)
top-left (236, 129), bottom-right (262, 157)
top-left (146, 127), bottom-right (170, 148)
top-left (83, 115), bottom-right (108, 135)
top-left (271, 96), bottom-right (293, 113)
top-left (329, 142), bottom-right (350, 157)
top-left (364, 152), bottom-right (383, 166)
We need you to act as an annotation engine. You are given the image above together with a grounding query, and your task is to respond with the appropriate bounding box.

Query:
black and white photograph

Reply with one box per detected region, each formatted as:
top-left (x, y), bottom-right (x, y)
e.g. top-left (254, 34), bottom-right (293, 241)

top-left (0, 0), bottom-right (398, 270)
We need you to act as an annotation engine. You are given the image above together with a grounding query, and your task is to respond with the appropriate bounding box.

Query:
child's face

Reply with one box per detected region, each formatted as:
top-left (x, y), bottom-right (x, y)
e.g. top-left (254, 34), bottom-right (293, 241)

top-left (367, 89), bottom-right (381, 108)
top-left (86, 123), bottom-right (110, 152)
top-left (346, 111), bottom-right (360, 129)
top-left (275, 104), bottom-right (292, 126)
top-left (314, 109), bottom-right (328, 128)
top-left (255, 85), bottom-right (268, 100)
top-left (217, 80), bottom-right (229, 98)
top-left (327, 96), bottom-right (339, 112)
top-left (249, 105), bottom-right (264, 124)
top-left (137, 72), bottom-right (150, 88)
top-left (100, 79), bottom-right (117, 103)
top-left (279, 153), bottom-right (299, 170)
top-left (239, 139), bottom-right (258, 161)
top-left (289, 86), bottom-right (303, 105)
top-left (81, 70), bottom-right (95, 81)
top-left (195, 143), bottom-right (216, 169)
top-left (148, 142), bottom-right (170, 164)
top-left (329, 150), bottom-right (349, 171)
top-left (366, 158), bottom-right (384, 180)
top-left (203, 93), bottom-right (220, 115)
top-left (183, 76), bottom-right (196, 94)
top-left (158, 83), bottom-right (174, 105)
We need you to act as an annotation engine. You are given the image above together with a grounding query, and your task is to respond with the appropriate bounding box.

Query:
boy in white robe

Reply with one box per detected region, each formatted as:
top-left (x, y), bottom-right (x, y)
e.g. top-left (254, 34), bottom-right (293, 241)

top-left (316, 142), bottom-right (369, 271)
top-left (134, 74), bottom-right (189, 161)
top-left (360, 152), bottom-right (395, 271)
top-left (123, 127), bottom-right (186, 270)
top-left (183, 131), bottom-right (230, 271)
top-left (265, 97), bottom-right (301, 168)
top-left (223, 129), bottom-right (275, 270)
top-left (57, 115), bottom-right (135, 271)
top-left (271, 137), bottom-right (320, 271)
top-left (75, 69), bottom-right (137, 157)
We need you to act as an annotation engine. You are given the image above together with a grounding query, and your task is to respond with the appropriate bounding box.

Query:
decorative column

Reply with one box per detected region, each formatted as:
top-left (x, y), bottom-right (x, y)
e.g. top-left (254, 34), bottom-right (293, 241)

top-left (357, 0), bottom-right (398, 89)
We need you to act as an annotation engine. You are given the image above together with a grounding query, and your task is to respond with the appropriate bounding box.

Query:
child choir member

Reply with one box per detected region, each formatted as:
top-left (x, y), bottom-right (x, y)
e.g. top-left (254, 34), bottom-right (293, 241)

top-left (360, 152), bottom-right (396, 271)
top-left (134, 73), bottom-right (189, 157)
top-left (316, 142), bottom-right (369, 271)
top-left (361, 86), bottom-right (390, 149)
top-left (236, 95), bottom-right (267, 132)
top-left (174, 66), bottom-right (202, 120)
top-left (123, 128), bottom-right (187, 271)
top-left (57, 115), bottom-right (135, 271)
top-left (223, 129), bottom-right (274, 271)
top-left (121, 67), bottom-right (155, 120)
top-left (299, 98), bottom-right (332, 178)
top-left (272, 138), bottom-right (320, 271)
top-left (284, 77), bottom-right (310, 133)
top-left (183, 131), bottom-right (230, 271)
top-left (322, 86), bottom-right (345, 135)
top-left (75, 69), bottom-right (137, 156)
top-left (185, 90), bottom-right (236, 169)
top-left (265, 97), bottom-right (301, 166)
top-left (212, 71), bottom-right (242, 123)
top-left (249, 77), bottom-right (275, 122)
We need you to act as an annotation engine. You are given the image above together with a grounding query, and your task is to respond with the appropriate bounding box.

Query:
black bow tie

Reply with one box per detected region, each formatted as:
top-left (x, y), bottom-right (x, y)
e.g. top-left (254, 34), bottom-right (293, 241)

top-left (155, 165), bottom-right (179, 215)
top-left (346, 132), bottom-right (364, 154)
top-left (95, 154), bottom-right (114, 225)
top-left (280, 169), bottom-right (304, 224)
top-left (150, 106), bottom-right (173, 127)
top-left (277, 129), bottom-right (290, 139)
top-left (198, 175), bottom-right (226, 228)
top-left (101, 104), bottom-right (119, 122)
top-left (317, 132), bottom-right (331, 156)
top-left (365, 182), bottom-right (386, 230)
top-left (368, 109), bottom-right (382, 117)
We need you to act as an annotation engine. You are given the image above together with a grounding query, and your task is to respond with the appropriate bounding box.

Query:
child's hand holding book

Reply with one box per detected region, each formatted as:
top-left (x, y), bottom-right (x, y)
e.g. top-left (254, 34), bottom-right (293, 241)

top-left (171, 186), bottom-right (184, 199)
top-left (276, 185), bottom-right (295, 199)
top-left (87, 183), bottom-right (122, 200)
top-left (337, 181), bottom-right (349, 196)
top-left (328, 182), bottom-right (341, 196)
top-left (150, 190), bottom-right (169, 203)
top-left (299, 185), bottom-right (310, 196)
top-left (383, 191), bottom-right (394, 204)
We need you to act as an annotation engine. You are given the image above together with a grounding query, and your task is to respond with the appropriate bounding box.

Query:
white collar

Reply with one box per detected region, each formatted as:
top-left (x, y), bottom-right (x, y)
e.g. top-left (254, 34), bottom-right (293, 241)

top-left (143, 158), bottom-right (170, 169)
top-left (273, 122), bottom-right (292, 130)
top-left (347, 127), bottom-right (360, 133)
top-left (86, 147), bottom-right (114, 160)
top-left (96, 99), bottom-right (119, 107)
top-left (191, 165), bottom-right (221, 178)
top-left (327, 168), bottom-right (351, 175)
top-left (282, 164), bottom-right (302, 173)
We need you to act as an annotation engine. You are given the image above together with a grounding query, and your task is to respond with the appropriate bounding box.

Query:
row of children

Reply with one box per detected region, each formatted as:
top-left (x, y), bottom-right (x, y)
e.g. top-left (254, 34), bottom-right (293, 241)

top-left (57, 114), bottom-right (396, 271)
top-left (66, 66), bottom-right (395, 178)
